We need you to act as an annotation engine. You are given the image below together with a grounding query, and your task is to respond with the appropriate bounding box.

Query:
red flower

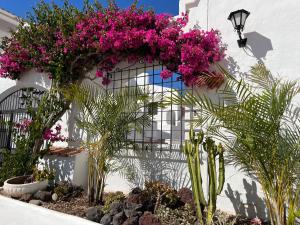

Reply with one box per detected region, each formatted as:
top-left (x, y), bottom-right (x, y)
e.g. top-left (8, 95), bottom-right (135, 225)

top-left (160, 69), bottom-right (173, 79)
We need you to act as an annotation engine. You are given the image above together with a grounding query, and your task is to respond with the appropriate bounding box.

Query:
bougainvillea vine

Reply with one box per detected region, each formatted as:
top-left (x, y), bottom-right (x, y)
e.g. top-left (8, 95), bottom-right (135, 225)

top-left (0, 2), bottom-right (225, 88)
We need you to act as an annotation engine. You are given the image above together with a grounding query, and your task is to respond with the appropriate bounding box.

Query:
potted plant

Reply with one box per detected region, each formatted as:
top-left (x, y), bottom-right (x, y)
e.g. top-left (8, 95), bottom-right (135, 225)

top-left (3, 168), bottom-right (54, 198)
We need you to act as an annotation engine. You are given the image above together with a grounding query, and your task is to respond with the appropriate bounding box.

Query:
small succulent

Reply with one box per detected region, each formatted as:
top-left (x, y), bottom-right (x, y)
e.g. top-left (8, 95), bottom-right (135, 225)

top-left (33, 168), bottom-right (55, 182)
top-left (155, 204), bottom-right (197, 225)
top-left (53, 181), bottom-right (83, 201)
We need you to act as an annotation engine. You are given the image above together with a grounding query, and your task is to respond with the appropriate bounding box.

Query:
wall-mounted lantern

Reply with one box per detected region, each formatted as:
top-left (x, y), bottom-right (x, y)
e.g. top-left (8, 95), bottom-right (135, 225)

top-left (228, 9), bottom-right (250, 48)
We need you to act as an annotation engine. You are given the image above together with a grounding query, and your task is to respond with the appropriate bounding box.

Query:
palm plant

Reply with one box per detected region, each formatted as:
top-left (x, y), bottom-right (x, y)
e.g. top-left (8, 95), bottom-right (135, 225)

top-left (64, 84), bottom-right (151, 205)
top-left (168, 63), bottom-right (300, 225)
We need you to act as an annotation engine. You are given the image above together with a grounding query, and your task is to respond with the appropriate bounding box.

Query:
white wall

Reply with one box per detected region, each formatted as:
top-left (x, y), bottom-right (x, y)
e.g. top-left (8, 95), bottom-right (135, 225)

top-left (0, 9), bottom-right (19, 98)
top-left (181, 0), bottom-right (300, 83)
top-left (39, 151), bottom-right (89, 189)
top-left (178, 0), bottom-right (300, 219)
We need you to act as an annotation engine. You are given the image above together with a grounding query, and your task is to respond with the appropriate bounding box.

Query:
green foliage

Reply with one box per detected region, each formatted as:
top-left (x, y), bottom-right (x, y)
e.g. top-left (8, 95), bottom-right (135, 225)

top-left (170, 63), bottom-right (300, 225)
top-left (102, 191), bottom-right (125, 214)
top-left (65, 84), bottom-right (151, 205)
top-left (0, 88), bottom-right (70, 185)
top-left (183, 128), bottom-right (225, 225)
top-left (0, 141), bottom-right (35, 185)
top-left (54, 183), bottom-right (71, 198)
top-left (1, 0), bottom-right (85, 82)
top-left (0, 119), bottom-right (38, 185)
top-left (32, 168), bottom-right (54, 181)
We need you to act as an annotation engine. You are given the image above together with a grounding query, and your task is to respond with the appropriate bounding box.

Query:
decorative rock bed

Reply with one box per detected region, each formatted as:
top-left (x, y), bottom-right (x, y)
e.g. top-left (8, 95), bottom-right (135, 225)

top-left (0, 180), bottom-right (266, 225)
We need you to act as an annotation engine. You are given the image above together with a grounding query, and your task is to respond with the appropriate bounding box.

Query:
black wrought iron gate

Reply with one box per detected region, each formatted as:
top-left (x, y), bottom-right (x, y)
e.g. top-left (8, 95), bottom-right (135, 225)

top-left (106, 63), bottom-right (193, 152)
top-left (0, 88), bottom-right (44, 165)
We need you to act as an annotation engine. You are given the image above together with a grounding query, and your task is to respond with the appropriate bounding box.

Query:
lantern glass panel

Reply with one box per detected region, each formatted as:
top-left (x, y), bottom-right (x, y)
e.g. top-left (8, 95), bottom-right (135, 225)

top-left (234, 12), bottom-right (242, 27)
top-left (229, 16), bottom-right (235, 28)
top-left (241, 12), bottom-right (248, 29)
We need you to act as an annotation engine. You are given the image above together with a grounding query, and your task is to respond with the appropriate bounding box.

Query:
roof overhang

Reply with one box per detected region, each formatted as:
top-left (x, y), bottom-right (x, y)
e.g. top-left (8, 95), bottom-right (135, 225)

top-left (0, 8), bottom-right (19, 28)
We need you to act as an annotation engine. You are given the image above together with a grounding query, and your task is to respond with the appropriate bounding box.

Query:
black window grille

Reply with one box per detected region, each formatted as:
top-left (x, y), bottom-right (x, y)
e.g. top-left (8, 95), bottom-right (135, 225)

top-left (106, 63), bottom-right (194, 152)
top-left (0, 88), bottom-right (45, 166)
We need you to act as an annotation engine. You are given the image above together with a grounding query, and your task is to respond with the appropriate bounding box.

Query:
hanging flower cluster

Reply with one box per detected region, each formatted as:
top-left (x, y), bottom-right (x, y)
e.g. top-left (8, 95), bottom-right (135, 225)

top-left (0, 4), bottom-right (225, 88)
top-left (15, 118), bottom-right (32, 132)
top-left (43, 124), bottom-right (66, 143)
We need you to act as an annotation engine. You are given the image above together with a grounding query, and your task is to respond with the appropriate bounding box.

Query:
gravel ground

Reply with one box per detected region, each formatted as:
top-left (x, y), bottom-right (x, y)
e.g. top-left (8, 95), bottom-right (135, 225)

top-left (42, 193), bottom-right (89, 218)
top-left (0, 191), bottom-right (270, 225)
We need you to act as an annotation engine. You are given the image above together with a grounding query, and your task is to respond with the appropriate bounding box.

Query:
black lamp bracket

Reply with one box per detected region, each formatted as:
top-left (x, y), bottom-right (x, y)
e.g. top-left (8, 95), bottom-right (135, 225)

top-left (237, 29), bottom-right (247, 48)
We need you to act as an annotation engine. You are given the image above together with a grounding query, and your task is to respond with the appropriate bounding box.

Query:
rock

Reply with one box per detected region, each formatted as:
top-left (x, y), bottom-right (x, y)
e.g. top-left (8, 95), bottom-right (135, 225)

top-left (112, 211), bottom-right (126, 225)
top-left (126, 191), bottom-right (152, 211)
top-left (131, 187), bottom-right (142, 194)
top-left (100, 214), bottom-right (112, 225)
top-left (20, 193), bottom-right (33, 202)
top-left (124, 203), bottom-right (143, 217)
top-left (122, 216), bottom-right (139, 225)
top-left (34, 191), bottom-right (52, 202)
top-left (110, 201), bottom-right (124, 215)
top-left (52, 193), bottom-right (58, 201)
top-left (177, 188), bottom-right (194, 205)
top-left (139, 212), bottom-right (162, 225)
top-left (85, 206), bottom-right (103, 223)
top-left (29, 200), bottom-right (42, 206)
top-left (126, 202), bottom-right (143, 211)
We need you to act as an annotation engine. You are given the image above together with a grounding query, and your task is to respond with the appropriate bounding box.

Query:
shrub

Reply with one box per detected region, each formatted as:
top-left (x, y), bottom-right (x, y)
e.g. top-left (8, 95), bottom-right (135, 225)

top-left (144, 181), bottom-right (179, 210)
top-left (53, 181), bottom-right (83, 201)
top-left (102, 191), bottom-right (125, 214)
top-left (33, 168), bottom-right (54, 182)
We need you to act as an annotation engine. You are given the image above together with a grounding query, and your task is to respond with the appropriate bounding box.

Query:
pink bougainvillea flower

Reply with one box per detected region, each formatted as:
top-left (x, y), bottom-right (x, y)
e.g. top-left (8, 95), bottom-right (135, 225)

top-left (160, 69), bottom-right (173, 79)
top-left (251, 217), bottom-right (262, 225)
top-left (102, 76), bottom-right (111, 85)
top-left (96, 70), bottom-right (103, 77)
top-left (0, 4), bottom-right (226, 88)
top-left (43, 124), bottom-right (66, 143)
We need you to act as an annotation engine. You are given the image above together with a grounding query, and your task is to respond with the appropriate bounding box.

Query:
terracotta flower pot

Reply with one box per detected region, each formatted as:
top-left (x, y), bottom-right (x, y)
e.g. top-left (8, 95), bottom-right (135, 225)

top-left (3, 175), bottom-right (48, 198)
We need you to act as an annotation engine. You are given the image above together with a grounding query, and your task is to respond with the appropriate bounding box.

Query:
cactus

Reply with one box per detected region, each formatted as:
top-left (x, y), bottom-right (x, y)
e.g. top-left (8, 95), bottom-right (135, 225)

top-left (183, 128), bottom-right (225, 225)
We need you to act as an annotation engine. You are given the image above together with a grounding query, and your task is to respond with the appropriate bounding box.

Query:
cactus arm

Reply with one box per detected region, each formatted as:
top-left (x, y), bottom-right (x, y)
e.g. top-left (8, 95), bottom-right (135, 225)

top-left (183, 140), bottom-right (204, 225)
top-left (294, 210), bottom-right (300, 217)
top-left (217, 151), bottom-right (225, 195)
top-left (191, 162), bottom-right (204, 225)
top-left (195, 143), bottom-right (207, 205)
top-left (207, 142), bottom-right (217, 225)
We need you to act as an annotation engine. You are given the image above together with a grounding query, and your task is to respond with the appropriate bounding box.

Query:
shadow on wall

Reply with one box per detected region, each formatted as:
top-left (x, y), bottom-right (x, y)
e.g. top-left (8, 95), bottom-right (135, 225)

top-left (244, 32), bottom-right (273, 62)
top-left (116, 147), bottom-right (191, 190)
top-left (42, 156), bottom-right (74, 184)
top-left (223, 56), bottom-right (247, 78)
top-left (67, 104), bottom-right (85, 147)
top-left (225, 179), bottom-right (268, 219)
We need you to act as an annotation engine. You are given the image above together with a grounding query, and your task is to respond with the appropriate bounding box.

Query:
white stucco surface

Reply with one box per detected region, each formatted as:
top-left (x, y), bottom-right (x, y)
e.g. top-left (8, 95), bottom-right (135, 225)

top-left (177, 0), bottom-right (300, 218)
top-left (0, 195), bottom-right (99, 225)
top-left (182, 0), bottom-right (300, 84)
top-left (39, 151), bottom-right (89, 189)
